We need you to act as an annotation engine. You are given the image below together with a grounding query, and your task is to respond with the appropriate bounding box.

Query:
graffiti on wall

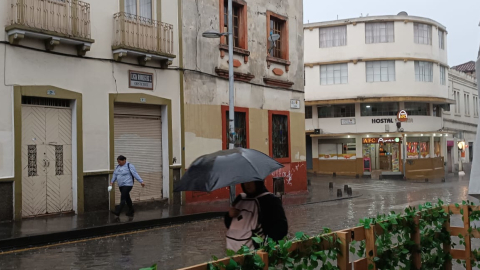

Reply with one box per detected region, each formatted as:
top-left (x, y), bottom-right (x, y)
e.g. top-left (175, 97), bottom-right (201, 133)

top-left (271, 163), bottom-right (305, 186)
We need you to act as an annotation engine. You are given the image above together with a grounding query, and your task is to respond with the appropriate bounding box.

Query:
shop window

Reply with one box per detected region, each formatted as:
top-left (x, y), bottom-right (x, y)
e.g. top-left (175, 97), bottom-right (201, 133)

top-left (361, 102), bottom-right (399, 116)
top-left (362, 138), bottom-right (402, 172)
top-left (318, 104), bottom-right (355, 118)
top-left (269, 112), bottom-right (290, 162)
top-left (318, 141), bottom-right (356, 160)
top-left (405, 102), bottom-right (430, 116)
top-left (407, 137), bottom-right (441, 159)
top-left (267, 11), bottom-right (288, 60)
top-left (305, 106), bottom-right (312, 119)
top-left (219, 0), bottom-right (247, 49)
top-left (319, 25), bottom-right (347, 48)
top-left (222, 106), bottom-right (249, 150)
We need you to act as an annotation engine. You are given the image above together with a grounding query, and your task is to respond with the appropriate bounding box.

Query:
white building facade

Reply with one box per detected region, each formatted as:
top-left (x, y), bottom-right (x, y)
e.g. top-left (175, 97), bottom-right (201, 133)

top-left (304, 13), bottom-right (454, 180)
top-left (444, 69), bottom-right (478, 174)
top-left (0, 0), bottom-right (182, 221)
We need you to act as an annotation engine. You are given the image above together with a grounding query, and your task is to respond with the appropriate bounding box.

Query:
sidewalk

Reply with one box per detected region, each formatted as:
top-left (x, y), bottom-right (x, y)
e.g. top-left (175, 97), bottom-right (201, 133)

top-left (0, 178), bottom-right (360, 251)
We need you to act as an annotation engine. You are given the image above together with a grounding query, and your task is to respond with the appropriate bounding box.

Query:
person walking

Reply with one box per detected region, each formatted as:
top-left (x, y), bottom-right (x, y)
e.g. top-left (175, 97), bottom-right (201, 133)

top-left (224, 181), bottom-right (288, 251)
top-left (110, 155), bottom-right (145, 217)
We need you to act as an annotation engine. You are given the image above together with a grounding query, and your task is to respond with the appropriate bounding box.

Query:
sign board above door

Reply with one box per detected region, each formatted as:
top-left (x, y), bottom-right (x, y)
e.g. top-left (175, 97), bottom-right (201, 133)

top-left (129, 70), bottom-right (153, 90)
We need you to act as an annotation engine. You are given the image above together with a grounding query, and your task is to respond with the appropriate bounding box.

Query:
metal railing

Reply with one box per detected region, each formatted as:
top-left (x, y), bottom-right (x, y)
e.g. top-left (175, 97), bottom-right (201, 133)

top-left (113, 12), bottom-right (174, 56)
top-left (9, 0), bottom-right (92, 40)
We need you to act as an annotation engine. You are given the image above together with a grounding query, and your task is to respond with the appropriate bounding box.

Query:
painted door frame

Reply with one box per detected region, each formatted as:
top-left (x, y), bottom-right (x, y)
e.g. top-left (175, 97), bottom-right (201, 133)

top-left (14, 85), bottom-right (83, 221)
top-left (108, 93), bottom-right (173, 210)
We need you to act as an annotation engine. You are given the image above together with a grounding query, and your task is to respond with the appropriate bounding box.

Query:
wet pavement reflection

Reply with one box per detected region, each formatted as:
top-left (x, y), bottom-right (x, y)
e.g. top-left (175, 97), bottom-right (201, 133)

top-left (0, 173), bottom-right (476, 270)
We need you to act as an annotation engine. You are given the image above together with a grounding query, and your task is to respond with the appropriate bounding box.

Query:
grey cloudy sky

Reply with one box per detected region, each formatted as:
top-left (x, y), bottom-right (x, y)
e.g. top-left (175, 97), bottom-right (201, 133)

top-left (303, 0), bottom-right (480, 66)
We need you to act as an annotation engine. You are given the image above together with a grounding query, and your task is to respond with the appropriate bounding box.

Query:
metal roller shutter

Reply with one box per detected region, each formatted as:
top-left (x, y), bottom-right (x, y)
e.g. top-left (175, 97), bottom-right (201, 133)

top-left (114, 103), bottom-right (163, 204)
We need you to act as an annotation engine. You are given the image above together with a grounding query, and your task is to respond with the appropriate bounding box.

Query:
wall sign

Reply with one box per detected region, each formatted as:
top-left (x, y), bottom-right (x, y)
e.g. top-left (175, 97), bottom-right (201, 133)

top-left (362, 137), bottom-right (402, 144)
top-left (397, 110), bottom-right (408, 122)
top-left (47, 90), bottom-right (55, 95)
top-left (371, 118), bottom-right (394, 124)
top-left (290, 99), bottom-right (300, 109)
top-left (341, 118), bottom-right (356, 125)
top-left (129, 70), bottom-right (153, 90)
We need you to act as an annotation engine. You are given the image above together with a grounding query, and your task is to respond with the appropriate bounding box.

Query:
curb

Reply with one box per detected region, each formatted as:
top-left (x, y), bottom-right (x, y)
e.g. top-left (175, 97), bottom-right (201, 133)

top-left (0, 211), bottom-right (225, 251)
top-left (283, 194), bottom-right (363, 208)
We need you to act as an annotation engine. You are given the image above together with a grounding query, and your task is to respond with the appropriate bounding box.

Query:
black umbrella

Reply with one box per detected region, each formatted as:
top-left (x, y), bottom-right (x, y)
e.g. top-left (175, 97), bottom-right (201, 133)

top-left (174, 148), bottom-right (284, 192)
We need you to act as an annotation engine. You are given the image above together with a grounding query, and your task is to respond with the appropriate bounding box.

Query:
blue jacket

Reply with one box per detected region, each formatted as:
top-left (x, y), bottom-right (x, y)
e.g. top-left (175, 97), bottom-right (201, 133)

top-left (111, 162), bottom-right (144, 187)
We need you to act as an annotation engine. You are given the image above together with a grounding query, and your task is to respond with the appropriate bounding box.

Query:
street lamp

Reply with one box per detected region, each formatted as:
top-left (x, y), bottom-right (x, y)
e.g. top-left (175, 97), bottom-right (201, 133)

top-left (202, 0), bottom-right (236, 204)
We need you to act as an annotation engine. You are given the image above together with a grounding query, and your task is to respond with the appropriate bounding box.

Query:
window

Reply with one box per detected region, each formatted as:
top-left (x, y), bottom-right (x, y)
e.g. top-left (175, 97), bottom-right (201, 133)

top-left (440, 66), bottom-right (446, 85)
top-left (318, 104), bottom-right (355, 118)
top-left (222, 106), bottom-right (249, 150)
top-left (305, 106), bottom-right (312, 119)
top-left (454, 90), bottom-right (461, 114)
top-left (267, 12), bottom-right (288, 60)
top-left (405, 102), bottom-right (430, 116)
top-left (320, 63), bottom-right (348, 85)
top-left (415, 61), bottom-right (433, 82)
top-left (366, 61), bottom-right (395, 82)
top-left (438, 29), bottom-right (445, 49)
top-left (414, 23), bottom-right (432, 45)
top-left (361, 103), bottom-right (399, 116)
top-left (365, 22), bottom-right (394, 44)
top-left (125, 0), bottom-right (152, 19)
top-left (319, 26), bottom-right (347, 48)
top-left (269, 112), bottom-right (290, 160)
top-left (465, 93), bottom-right (470, 116)
top-left (474, 96), bottom-right (479, 117)
top-left (220, 0), bottom-right (247, 49)
top-left (433, 104), bottom-right (442, 117)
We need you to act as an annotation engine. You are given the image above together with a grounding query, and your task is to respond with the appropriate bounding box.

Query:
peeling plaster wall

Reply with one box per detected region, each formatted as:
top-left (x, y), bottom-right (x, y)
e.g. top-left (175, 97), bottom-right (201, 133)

top-left (182, 0), bottom-right (305, 168)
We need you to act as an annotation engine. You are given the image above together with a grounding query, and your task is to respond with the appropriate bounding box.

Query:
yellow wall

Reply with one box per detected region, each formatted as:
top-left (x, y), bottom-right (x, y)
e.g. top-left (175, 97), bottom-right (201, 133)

top-left (249, 109), bottom-right (268, 155)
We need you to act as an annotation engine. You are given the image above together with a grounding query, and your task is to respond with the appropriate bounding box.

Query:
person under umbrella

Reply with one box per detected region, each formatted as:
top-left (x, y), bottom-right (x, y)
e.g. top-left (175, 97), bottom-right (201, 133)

top-left (224, 180), bottom-right (288, 252)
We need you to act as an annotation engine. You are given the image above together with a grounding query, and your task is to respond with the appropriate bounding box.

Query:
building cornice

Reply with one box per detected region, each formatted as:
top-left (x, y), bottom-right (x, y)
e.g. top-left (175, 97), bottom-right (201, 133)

top-left (305, 57), bottom-right (448, 68)
top-left (305, 96), bottom-right (455, 106)
top-left (304, 15), bottom-right (446, 32)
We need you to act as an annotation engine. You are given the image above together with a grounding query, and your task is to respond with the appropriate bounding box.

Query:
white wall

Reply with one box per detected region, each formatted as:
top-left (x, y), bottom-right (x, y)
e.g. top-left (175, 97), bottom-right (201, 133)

top-left (0, 0), bottom-right (182, 178)
top-left (305, 19), bottom-right (447, 64)
top-left (304, 15), bottom-right (448, 101)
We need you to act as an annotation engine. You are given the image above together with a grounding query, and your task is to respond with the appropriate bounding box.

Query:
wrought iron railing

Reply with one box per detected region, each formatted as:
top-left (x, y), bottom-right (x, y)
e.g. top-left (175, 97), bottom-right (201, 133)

top-left (113, 12), bottom-right (174, 56)
top-left (9, 0), bottom-right (92, 40)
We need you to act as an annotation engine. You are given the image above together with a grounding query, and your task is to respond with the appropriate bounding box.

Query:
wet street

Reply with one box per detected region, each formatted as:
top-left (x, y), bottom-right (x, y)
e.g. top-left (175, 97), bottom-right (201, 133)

top-left (0, 174), bottom-right (475, 270)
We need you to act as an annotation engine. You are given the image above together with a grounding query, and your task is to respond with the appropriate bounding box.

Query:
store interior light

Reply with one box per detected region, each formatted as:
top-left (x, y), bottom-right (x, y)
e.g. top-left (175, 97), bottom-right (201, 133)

top-left (348, 135), bottom-right (350, 138)
top-left (367, 135), bottom-right (370, 137)
top-left (433, 134), bottom-right (436, 136)
top-left (386, 134), bottom-right (390, 137)
top-left (445, 134), bottom-right (448, 137)
top-left (366, 105), bottom-right (371, 108)
top-left (421, 134), bottom-right (424, 136)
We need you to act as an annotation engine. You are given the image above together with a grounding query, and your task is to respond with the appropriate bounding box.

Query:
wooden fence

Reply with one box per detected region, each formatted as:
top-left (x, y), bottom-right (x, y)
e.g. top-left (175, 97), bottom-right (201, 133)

top-left (178, 204), bottom-right (478, 270)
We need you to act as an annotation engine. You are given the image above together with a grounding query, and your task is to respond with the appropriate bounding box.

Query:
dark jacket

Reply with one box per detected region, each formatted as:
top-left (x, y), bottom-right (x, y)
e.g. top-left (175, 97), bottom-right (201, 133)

top-left (224, 181), bottom-right (288, 248)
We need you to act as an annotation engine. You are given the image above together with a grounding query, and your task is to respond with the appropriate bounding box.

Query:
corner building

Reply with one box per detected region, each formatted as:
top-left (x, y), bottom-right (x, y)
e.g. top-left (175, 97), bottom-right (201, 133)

top-left (304, 13), bottom-right (453, 180)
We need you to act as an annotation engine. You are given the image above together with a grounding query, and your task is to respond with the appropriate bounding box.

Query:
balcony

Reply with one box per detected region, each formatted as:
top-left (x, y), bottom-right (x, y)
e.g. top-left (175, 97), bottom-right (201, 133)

top-left (112, 12), bottom-right (175, 67)
top-left (6, 0), bottom-right (94, 56)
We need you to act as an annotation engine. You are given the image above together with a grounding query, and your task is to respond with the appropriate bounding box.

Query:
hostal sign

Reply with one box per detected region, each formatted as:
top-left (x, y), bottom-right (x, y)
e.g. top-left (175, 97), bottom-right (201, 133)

top-left (371, 118), bottom-right (394, 124)
top-left (129, 70), bottom-right (153, 90)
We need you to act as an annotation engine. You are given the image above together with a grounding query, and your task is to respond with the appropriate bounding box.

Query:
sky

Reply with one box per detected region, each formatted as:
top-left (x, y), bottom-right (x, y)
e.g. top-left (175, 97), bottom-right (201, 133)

top-left (303, 0), bottom-right (480, 66)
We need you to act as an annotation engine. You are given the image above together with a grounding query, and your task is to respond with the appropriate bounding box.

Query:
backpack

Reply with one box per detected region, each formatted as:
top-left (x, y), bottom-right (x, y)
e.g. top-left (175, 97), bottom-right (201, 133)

top-left (226, 192), bottom-right (270, 252)
top-left (116, 163), bottom-right (135, 184)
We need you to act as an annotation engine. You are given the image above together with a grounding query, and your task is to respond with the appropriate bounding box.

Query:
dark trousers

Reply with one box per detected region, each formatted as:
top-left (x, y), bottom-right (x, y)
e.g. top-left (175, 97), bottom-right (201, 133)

top-left (117, 186), bottom-right (134, 214)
